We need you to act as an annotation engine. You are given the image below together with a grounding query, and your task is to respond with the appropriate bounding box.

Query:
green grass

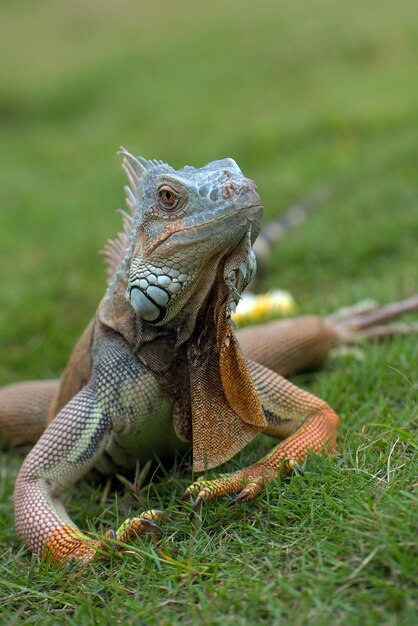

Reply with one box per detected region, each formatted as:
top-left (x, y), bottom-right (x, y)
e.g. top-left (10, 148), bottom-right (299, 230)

top-left (0, 0), bottom-right (417, 624)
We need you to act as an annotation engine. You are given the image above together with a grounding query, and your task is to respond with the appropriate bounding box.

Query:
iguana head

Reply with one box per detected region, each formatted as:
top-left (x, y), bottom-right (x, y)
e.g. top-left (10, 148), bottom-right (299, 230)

top-left (107, 148), bottom-right (263, 327)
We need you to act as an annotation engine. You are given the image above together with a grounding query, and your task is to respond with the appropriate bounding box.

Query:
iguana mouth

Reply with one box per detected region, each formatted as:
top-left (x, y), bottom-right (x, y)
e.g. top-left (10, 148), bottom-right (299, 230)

top-left (146, 203), bottom-right (263, 255)
top-left (128, 205), bottom-right (261, 325)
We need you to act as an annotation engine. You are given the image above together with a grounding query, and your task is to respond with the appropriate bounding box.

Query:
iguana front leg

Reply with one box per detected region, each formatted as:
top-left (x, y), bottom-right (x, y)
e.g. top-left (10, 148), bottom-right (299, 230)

top-left (183, 359), bottom-right (339, 512)
top-left (14, 335), bottom-right (162, 564)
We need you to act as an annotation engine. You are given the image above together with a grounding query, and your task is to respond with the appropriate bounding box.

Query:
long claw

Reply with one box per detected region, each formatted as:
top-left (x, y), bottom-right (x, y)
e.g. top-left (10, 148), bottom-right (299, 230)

top-left (138, 518), bottom-right (163, 535)
top-left (189, 495), bottom-right (205, 521)
top-left (104, 528), bottom-right (117, 541)
top-left (192, 495), bottom-right (204, 513)
top-left (228, 491), bottom-right (250, 507)
top-left (181, 490), bottom-right (192, 502)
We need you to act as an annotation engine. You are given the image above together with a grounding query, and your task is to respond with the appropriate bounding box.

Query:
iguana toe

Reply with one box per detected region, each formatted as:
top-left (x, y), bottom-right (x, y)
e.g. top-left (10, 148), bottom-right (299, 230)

top-left (181, 482), bottom-right (202, 502)
top-left (227, 477), bottom-right (266, 506)
top-left (114, 509), bottom-right (164, 544)
top-left (189, 495), bottom-right (205, 520)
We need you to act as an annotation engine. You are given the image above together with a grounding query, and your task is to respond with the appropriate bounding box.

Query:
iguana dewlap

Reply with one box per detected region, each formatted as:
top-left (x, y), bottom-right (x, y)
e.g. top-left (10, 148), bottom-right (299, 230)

top-left (2, 149), bottom-right (415, 566)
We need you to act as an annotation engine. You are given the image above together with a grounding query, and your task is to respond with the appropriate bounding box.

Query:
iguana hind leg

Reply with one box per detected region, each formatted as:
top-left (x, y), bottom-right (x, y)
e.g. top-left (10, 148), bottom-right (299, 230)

top-left (0, 380), bottom-right (58, 445)
top-left (237, 295), bottom-right (418, 376)
top-left (183, 359), bottom-right (339, 513)
top-left (237, 316), bottom-right (337, 376)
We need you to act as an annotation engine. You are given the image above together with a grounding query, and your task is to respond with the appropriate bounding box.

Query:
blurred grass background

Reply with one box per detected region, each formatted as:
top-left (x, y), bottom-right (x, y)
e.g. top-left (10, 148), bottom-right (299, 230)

top-left (0, 0), bottom-right (417, 624)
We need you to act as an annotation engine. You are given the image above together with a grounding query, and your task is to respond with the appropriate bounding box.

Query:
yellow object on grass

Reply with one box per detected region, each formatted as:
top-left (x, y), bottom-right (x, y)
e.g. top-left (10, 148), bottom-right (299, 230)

top-left (232, 290), bottom-right (297, 326)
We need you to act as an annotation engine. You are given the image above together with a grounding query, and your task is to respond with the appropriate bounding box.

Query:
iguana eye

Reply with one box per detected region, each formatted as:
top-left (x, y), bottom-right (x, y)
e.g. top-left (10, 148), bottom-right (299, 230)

top-left (158, 185), bottom-right (180, 210)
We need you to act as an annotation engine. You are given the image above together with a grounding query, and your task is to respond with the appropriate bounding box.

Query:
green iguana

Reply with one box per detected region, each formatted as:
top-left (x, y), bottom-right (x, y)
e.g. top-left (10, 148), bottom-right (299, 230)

top-left (1, 149), bottom-right (417, 565)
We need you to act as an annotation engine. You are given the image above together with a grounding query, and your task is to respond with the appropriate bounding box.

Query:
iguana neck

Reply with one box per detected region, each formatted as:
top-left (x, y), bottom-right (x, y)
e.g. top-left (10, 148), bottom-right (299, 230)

top-left (98, 251), bottom-right (224, 373)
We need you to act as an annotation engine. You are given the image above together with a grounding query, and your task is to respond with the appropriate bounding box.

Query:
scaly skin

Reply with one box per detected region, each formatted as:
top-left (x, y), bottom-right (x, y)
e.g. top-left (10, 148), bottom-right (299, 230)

top-left (1, 150), bottom-right (417, 565)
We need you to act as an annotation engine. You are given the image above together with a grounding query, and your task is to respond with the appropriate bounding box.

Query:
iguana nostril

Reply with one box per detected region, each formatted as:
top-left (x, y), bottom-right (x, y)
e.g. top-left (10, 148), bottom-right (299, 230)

top-left (222, 181), bottom-right (237, 199)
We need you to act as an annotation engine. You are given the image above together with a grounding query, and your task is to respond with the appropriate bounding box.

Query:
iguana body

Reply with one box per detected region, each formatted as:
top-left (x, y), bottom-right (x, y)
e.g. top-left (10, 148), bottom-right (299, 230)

top-left (1, 150), bottom-right (417, 564)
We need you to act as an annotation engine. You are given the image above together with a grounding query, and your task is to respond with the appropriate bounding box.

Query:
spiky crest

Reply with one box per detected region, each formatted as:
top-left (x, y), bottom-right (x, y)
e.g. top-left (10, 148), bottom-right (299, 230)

top-left (118, 146), bottom-right (164, 195)
top-left (101, 148), bottom-right (165, 283)
top-left (101, 210), bottom-right (135, 282)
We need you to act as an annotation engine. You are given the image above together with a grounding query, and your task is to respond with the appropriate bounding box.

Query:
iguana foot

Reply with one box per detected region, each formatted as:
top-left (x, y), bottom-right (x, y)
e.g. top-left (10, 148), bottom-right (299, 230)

top-left (49, 510), bottom-right (163, 567)
top-left (327, 294), bottom-right (418, 343)
top-left (182, 465), bottom-right (289, 518)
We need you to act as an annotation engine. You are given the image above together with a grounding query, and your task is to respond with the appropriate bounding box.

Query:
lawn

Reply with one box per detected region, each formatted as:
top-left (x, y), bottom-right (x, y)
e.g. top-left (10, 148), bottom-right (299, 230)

top-left (0, 0), bottom-right (417, 624)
